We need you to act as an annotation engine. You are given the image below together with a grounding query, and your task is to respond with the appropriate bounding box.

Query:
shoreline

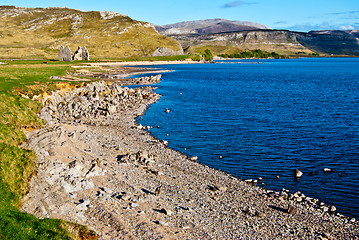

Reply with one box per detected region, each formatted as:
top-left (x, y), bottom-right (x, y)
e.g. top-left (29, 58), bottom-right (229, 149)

top-left (21, 71), bottom-right (358, 239)
top-left (86, 60), bottom-right (202, 67)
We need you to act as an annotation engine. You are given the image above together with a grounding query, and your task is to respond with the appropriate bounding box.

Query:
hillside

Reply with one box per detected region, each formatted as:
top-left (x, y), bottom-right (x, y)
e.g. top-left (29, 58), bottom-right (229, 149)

top-left (164, 29), bottom-right (359, 56)
top-left (169, 30), bottom-right (314, 56)
top-left (156, 18), bottom-right (270, 35)
top-left (298, 30), bottom-right (359, 55)
top-left (0, 6), bottom-right (183, 59)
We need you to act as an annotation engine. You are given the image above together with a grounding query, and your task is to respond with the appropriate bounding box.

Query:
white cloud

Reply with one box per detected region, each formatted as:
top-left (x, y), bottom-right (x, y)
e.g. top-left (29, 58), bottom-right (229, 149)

top-left (339, 25), bottom-right (355, 30)
top-left (276, 22), bottom-right (359, 32)
top-left (222, 1), bottom-right (256, 8)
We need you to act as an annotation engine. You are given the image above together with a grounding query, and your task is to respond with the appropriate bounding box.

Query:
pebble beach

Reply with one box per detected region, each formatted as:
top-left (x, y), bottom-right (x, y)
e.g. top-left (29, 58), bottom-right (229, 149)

top-left (21, 66), bottom-right (359, 239)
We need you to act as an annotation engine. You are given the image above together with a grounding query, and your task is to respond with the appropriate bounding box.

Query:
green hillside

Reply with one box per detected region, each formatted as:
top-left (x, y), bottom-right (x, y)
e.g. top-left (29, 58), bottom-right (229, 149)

top-left (0, 6), bottom-right (182, 59)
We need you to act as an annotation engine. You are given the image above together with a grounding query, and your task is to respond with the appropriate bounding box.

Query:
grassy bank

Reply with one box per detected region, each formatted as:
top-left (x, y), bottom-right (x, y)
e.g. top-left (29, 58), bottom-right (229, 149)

top-left (0, 60), bottom-right (96, 239)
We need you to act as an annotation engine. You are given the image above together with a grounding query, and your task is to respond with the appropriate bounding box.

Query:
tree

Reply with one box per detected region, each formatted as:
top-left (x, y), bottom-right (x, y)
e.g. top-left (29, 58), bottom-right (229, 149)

top-left (202, 49), bottom-right (213, 62)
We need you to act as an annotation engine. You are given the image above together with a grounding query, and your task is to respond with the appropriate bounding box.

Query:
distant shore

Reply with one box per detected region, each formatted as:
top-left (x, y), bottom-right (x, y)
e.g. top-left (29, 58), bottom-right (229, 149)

top-left (87, 60), bottom-right (202, 67)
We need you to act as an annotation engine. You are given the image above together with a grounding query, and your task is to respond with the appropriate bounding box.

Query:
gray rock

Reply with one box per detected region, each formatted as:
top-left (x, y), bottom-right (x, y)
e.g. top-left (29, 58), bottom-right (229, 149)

top-left (130, 203), bottom-right (139, 208)
top-left (50, 76), bottom-right (64, 80)
top-left (321, 206), bottom-right (329, 212)
top-left (219, 186), bottom-right (227, 192)
top-left (243, 207), bottom-right (257, 216)
top-left (330, 205), bottom-right (337, 213)
top-left (322, 232), bottom-right (331, 238)
top-left (294, 169), bottom-right (303, 178)
top-left (155, 185), bottom-right (162, 196)
top-left (152, 47), bottom-right (183, 56)
top-left (121, 195), bottom-right (131, 201)
top-left (287, 205), bottom-right (297, 215)
top-left (158, 208), bottom-right (172, 215)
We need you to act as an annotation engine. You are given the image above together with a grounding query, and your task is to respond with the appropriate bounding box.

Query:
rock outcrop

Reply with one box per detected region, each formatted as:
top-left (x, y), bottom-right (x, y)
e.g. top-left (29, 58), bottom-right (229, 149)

top-left (152, 47), bottom-right (184, 57)
top-left (296, 30), bottom-right (359, 55)
top-left (40, 81), bottom-right (158, 125)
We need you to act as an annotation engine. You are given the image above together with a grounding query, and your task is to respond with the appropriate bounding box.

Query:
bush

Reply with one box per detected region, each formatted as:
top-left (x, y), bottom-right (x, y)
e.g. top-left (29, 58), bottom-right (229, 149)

top-left (190, 54), bottom-right (201, 61)
top-left (219, 50), bottom-right (283, 59)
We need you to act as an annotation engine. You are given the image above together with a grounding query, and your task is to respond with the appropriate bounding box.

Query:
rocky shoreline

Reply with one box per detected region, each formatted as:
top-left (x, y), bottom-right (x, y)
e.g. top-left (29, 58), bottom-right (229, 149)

top-left (22, 75), bottom-right (358, 239)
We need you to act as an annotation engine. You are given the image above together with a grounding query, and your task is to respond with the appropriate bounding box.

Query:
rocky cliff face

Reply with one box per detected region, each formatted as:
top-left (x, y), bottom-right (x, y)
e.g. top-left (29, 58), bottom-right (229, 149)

top-left (296, 30), bottom-right (359, 55)
top-left (0, 6), bottom-right (182, 59)
top-left (167, 29), bottom-right (359, 56)
top-left (170, 30), bottom-right (310, 55)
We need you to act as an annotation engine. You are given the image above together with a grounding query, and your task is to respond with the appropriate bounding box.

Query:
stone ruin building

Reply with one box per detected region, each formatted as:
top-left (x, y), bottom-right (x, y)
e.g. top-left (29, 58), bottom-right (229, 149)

top-left (58, 46), bottom-right (72, 61)
top-left (59, 46), bottom-right (90, 61)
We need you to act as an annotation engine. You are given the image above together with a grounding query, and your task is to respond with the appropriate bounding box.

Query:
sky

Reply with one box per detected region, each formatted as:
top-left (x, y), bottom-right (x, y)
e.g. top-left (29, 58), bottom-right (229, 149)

top-left (1, 0), bottom-right (359, 32)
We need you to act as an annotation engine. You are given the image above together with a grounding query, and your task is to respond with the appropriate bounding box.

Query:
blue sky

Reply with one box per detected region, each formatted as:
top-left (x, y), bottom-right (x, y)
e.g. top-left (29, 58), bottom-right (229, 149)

top-left (2, 0), bottom-right (358, 32)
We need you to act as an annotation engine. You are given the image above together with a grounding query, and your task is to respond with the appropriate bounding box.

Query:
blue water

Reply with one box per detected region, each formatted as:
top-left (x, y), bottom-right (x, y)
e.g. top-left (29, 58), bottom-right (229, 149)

top-left (135, 58), bottom-right (359, 218)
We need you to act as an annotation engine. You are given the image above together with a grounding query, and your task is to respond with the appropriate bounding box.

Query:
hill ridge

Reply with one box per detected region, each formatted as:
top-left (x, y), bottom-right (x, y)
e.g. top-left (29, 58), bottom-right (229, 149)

top-left (0, 6), bottom-right (182, 59)
top-left (156, 18), bottom-right (271, 35)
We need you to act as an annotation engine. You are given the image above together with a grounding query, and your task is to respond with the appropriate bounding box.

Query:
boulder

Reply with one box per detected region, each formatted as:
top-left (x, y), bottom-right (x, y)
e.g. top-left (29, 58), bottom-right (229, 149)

top-left (287, 205), bottom-right (297, 215)
top-left (294, 169), bottom-right (303, 178)
top-left (330, 205), bottom-right (337, 213)
top-left (152, 47), bottom-right (183, 56)
top-left (155, 185), bottom-right (162, 196)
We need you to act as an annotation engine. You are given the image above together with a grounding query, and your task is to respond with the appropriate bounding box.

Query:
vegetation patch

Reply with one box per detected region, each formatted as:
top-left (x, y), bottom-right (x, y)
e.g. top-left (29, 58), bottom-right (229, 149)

top-left (202, 49), bottom-right (213, 62)
top-left (219, 49), bottom-right (284, 59)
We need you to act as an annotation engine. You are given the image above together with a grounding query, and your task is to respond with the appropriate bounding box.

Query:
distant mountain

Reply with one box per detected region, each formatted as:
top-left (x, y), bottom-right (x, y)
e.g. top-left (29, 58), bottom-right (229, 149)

top-left (296, 30), bottom-right (359, 55)
top-left (0, 6), bottom-right (182, 59)
top-left (156, 19), bottom-right (271, 35)
top-left (169, 29), bottom-right (359, 56)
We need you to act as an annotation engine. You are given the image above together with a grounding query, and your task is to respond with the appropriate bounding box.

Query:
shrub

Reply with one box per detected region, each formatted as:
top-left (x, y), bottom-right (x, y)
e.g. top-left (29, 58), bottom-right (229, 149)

top-left (202, 49), bottom-right (213, 62)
